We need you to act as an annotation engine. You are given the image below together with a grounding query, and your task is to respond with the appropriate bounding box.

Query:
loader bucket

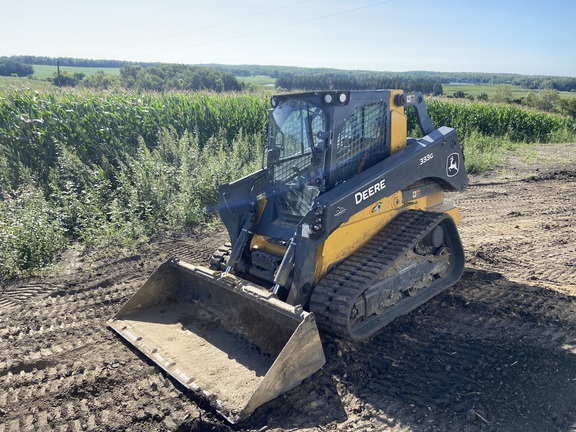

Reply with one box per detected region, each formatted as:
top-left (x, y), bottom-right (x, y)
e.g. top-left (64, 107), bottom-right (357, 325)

top-left (108, 259), bottom-right (326, 423)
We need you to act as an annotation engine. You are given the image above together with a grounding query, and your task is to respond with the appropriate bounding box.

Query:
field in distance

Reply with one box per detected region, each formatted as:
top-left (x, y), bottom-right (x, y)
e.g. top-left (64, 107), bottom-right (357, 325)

top-left (443, 83), bottom-right (575, 99)
top-left (0, 75), bottom-right (52, 90)
top-left (236, 75), bottom-right (276, 87)
top-left (31, 64), bottom-right (120, 80)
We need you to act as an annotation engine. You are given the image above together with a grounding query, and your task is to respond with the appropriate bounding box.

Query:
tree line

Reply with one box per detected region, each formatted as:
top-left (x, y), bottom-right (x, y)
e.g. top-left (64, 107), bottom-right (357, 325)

top-left (4, 55), bottom-right (157, 69)
top-left (275, 72), bottom-right (444, 94)
top-left (208, 67), bottom-right (576, 93)
top-left (116, 64), bottom-right (243, 92)
top-left (1, 57), bottom-right (244, 92)
top-left (8, 56), bottom-right (576, 91)
top-left (399, 71), bottom-right (576, 92)
top-left (4, 55), bottom-right (576, 93)
top-left (449, 85), bottom-right (576, 118)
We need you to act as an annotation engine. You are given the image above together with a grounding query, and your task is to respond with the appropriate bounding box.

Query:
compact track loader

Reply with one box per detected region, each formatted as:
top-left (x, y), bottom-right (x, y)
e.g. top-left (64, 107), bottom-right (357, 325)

top-left (109, 90), bottom-right (468, 423)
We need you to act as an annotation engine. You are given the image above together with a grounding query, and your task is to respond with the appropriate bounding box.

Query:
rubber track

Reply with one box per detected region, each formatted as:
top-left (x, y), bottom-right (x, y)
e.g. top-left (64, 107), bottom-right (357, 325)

top-left (310, 210), bottom-right (450, 339)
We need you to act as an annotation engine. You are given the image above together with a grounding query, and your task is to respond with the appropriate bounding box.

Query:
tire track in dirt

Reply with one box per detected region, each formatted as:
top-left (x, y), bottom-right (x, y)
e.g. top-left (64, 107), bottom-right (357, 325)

top-left (242, 266), bottom-right (576, 432)
top-left (452, 170), bottom-right (576, 294)
top-left (0, 282), bottom-right (64, 309)
top-left (0, 230), bottom-right (228, 432)
top-left (0, 257), bottom-right (203, 431)
top-left (153, 227), bottom-right (229, 265)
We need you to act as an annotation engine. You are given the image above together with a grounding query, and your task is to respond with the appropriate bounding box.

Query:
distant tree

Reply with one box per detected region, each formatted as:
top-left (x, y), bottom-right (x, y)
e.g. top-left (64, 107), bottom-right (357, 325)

top-left (80, 71), bottom-right (118, 90)
top-left (538, 89), bottom-right (560, 111)
top-left (477, 93), bottom-right (489, 101)
top-left (524, 89), bottom-right (561, 112)
top-left (432, 82), bottom-right (443, 96)
top-left (51, 71), bottom-right (85, 87)
top-left (492, 85), bottom-right (514, 103)
top-left (559, 96), bottom-right (576, 118)
top-left (119, 65), bottom-right (143, 87)
top-left (117, 64), bottom-right (241, 92)
top-left (453, 90), bottom-right (466, 98)
top-left (0, 59), bottom-right (33, 77)
top-left (538, 79), bottom-right (555, 90)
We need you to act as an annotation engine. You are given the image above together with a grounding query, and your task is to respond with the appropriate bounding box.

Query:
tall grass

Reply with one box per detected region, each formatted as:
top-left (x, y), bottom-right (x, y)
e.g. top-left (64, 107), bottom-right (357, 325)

top-left (458, 132), bottom-right (522, 174)
top-left (0, 186), bottom-right (67, 279)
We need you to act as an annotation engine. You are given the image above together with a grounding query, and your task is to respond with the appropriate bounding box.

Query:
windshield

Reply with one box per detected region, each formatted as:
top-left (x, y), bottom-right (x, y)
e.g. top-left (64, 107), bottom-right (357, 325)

top-left (270, 99), bottom-right (326, 161)
top-left (269, 99), bottom-right (327, 218)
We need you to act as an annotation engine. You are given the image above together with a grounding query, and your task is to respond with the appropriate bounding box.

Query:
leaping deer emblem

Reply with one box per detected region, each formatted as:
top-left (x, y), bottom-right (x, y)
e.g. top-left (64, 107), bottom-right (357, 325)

top-left (447, 153), bottom-right (459, 177)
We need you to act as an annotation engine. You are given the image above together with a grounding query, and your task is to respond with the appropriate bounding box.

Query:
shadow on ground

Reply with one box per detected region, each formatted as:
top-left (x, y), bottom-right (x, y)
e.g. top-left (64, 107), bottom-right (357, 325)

top-left (238, 268), bottom-right (576, 431)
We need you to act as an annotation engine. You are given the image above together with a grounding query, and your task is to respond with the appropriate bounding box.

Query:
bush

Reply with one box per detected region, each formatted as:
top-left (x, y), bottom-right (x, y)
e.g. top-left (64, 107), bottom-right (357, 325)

top-left (0, 186), bottom-right (66, 280)
top-left (460, 131), bottom-right (518, 174)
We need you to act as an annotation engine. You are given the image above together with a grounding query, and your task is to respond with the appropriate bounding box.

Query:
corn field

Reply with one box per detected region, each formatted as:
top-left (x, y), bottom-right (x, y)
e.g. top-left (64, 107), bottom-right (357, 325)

top-left (409, 98), bottom-right (576, 142)
top-left (0, 89), bottom-right (269, 190)
top-left (1, 87), bottom-right (575, 280)
top-left (0, 88), bottom-right (268, 279)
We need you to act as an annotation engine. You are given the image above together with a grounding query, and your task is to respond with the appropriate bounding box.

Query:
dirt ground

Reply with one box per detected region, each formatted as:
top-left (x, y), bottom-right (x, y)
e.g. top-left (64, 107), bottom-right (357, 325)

top-left (1, 144), bottom-right (575, 432)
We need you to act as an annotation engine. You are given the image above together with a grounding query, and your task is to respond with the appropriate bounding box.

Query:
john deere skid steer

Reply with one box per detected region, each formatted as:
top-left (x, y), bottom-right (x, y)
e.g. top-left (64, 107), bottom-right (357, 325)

top-left (109, 90), bottom-right (468, 423)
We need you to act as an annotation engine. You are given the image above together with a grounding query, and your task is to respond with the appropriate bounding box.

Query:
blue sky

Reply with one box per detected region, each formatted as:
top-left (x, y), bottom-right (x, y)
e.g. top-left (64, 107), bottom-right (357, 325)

top-left (3, 0), bottom-right (575, 76)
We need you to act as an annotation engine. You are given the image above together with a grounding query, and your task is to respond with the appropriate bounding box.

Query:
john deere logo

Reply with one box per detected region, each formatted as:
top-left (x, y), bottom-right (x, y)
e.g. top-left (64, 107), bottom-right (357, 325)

top-left (447, 153), bottom-right (460, 177)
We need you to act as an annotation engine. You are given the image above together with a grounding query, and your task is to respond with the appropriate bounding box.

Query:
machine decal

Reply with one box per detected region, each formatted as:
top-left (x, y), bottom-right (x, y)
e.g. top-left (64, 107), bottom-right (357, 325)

top-left (447, 153), bottom-right (460, 178)
top-left (419, 152), bottom-right (434, 165)
top-left (355, 178), bottom-right (387, 205)
top-left (334, 206), bottom-right (346, 217)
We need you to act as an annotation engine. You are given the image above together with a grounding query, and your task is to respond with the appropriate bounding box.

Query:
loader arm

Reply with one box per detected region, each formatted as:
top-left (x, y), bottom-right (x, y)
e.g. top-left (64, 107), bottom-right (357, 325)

top-left (219, 168), bottom-right (267, 245)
